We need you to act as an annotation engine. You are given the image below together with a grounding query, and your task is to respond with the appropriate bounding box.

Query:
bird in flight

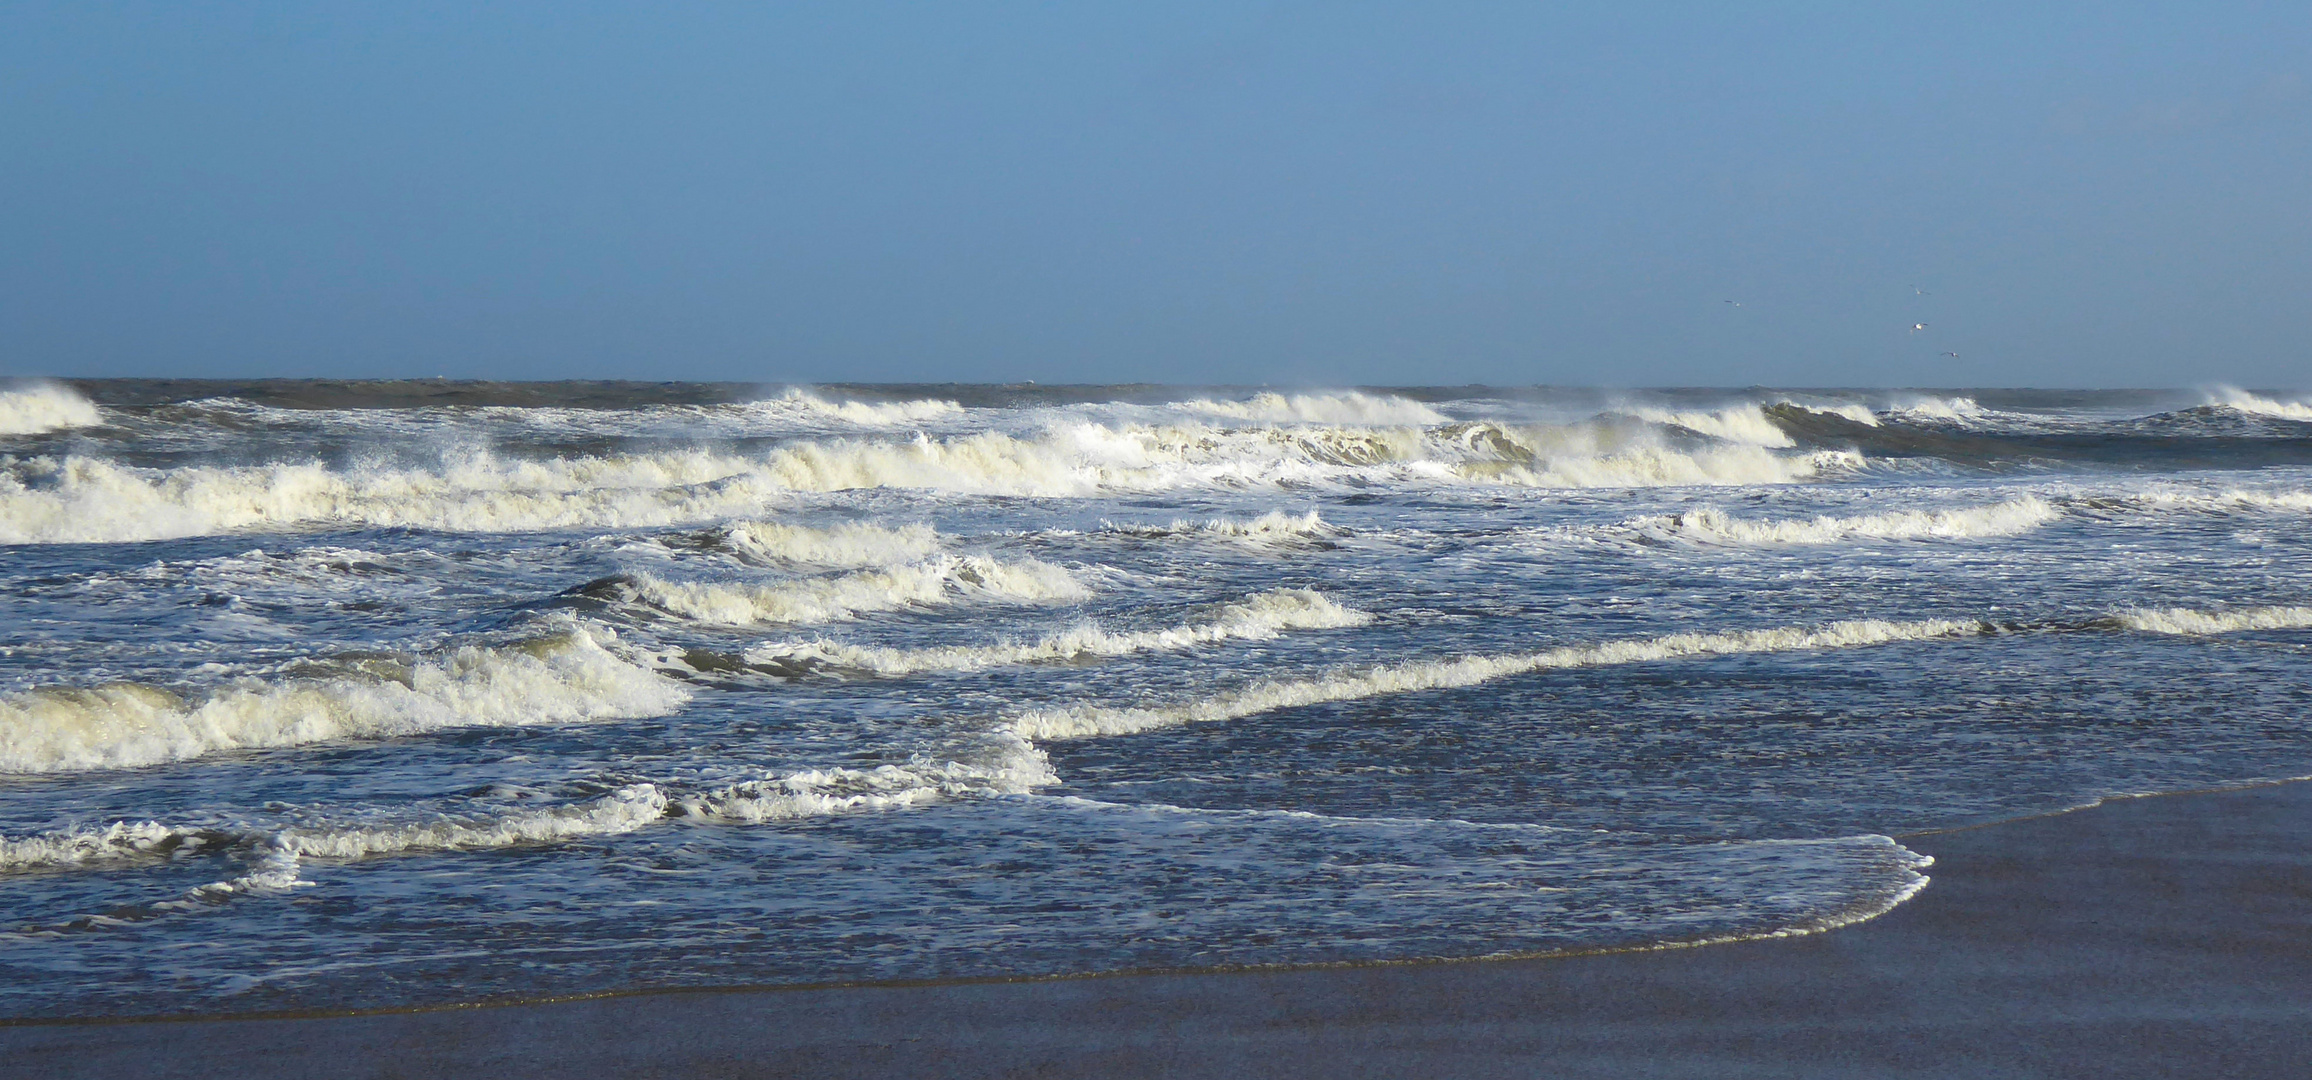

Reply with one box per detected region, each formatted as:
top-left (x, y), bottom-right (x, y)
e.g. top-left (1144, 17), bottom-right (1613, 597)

top-left (1723, 300), bottom-right (1741, 306)
top-left (1910, 322), bottom-right (1929, 333)
top-left (1911, 285), bottom-right (1931, 295)
top-left (1940, 351), bottom-right (1960, 358)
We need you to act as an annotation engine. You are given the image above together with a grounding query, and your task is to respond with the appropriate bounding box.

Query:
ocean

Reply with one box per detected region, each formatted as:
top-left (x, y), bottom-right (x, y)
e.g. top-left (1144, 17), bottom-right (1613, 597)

top-left (3, 379), bottom-right (2310, 1018)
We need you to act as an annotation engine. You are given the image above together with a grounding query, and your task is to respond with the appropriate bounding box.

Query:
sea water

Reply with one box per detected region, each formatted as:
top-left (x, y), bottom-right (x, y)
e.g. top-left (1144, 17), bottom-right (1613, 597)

top-left (3, 380), bottom-right (2310, 1017)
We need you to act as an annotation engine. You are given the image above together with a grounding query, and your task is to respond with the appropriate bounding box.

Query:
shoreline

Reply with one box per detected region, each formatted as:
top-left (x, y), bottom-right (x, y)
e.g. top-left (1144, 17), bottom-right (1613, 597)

top-left (10, 780), bottom-right (2312, 1077)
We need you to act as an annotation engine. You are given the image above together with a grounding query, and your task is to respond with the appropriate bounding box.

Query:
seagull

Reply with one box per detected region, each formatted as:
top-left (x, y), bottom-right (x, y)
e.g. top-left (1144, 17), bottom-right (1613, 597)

top-left (1940, 351), bottom-right (1960, 358)
top-left (1723, 300), bottom-right (1742, 306)
top-left (1911, 285), bottom-right (1931, 295)
top-left (1910, 322), bottom-right (1929, 333)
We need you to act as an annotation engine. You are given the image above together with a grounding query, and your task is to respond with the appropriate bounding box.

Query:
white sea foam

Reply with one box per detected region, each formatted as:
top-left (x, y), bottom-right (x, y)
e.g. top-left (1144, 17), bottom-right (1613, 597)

top-left (720, 520), bottom-right (945, 568)
top-left (1181, 391), bottom-right (1449, 426)
top-left (1624, 495), bottom-right (2059, 546)
top-left (0, 624), bottom-right (687, 774)
top-left (1014, 617), bottom-right (1988, 740)
top-left (681, 738), bottom-right (1057, 822)
top-left (748, 587), bottom-right (1369, 675)
top-left (615, 556), bottom-right (1087, 626)
top-left (0, 384), bottom-right (104, 436)
top-left (2118, 605), bottom-right (2312, 635)
top-left (2205, 387), bottom-right (2312, 421)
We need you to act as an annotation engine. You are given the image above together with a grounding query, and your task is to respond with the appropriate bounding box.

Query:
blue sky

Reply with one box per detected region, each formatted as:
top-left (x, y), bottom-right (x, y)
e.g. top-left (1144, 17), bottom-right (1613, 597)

top-left (3, 3), bottom-right (2307, 386)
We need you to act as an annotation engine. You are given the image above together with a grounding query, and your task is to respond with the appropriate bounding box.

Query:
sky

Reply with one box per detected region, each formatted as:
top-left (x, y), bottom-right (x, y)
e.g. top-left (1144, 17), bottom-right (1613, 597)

top-left (2, 2), bottom-right (2307, 387)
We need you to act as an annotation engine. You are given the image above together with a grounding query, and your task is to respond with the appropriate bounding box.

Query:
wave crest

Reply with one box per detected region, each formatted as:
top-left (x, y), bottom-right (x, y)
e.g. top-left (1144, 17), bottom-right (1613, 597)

top-left (591, 556), bottom-right (1087, 626)
top-left (0, 624), bottom-right (686, 774)
top-left (2204, 387), bottom-right (2312, 421)
top-left (0, 384), bottom-right (103, 436)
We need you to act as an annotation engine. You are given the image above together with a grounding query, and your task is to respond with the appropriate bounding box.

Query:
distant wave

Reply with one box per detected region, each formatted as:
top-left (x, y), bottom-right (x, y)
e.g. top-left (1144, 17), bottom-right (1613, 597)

top-left (2204, 387), bottom-right (2312, 421)
top-left (1178, 391), bottom-right (1448, 426)
top-left (746, 389), bottom-right (966, 426)
top-left (0, 417), bottom-right (1848, 545)
top-left (0, 384), bottom-right (103, 436)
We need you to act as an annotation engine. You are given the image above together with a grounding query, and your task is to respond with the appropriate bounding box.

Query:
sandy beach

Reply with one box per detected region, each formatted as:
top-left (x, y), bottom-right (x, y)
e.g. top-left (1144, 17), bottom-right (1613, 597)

top-left (7, 778), bottom-right (2308, 1079)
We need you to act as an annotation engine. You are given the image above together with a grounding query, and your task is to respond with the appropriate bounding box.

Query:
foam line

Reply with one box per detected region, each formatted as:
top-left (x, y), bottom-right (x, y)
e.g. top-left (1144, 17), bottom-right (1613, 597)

top-left (746, 587), bottom-right (1369, 675)
top-left (2118, 605), bottom-right (2312, 635)
top-left (1624, 495), bottom-right (2058, 546)
top-left (1012, 617), bottom-right (1990, 740)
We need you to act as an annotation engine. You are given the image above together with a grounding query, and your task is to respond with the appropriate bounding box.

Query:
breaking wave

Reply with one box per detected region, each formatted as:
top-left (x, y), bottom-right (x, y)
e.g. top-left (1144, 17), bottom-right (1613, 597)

top-left (2204, 387), bottom-right (2312, 421)
top-left (0, 623), bottom-right (686, 774)
top-left (1, 418), bottom-right (1847, 545)
top-left (745, 587), bottom-right (1369, 675)
top-left (1887, 396), bottom-right (1992, 424)
top-left (0, 384), bottom-right (104, 436)
top-left (584, 556), bottom-right (1088, 626)
top-left (1620, 404), bottom-right (1796, 447)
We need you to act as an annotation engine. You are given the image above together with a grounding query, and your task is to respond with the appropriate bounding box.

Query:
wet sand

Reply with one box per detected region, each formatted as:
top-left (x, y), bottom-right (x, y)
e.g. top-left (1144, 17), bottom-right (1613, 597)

top-left (9, 780), bottom-right (2311, 1079)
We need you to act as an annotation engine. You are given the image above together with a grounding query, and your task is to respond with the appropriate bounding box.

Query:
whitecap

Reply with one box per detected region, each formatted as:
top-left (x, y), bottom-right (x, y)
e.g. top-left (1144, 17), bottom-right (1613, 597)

top-left (0, 383), bottom-right (104, 436)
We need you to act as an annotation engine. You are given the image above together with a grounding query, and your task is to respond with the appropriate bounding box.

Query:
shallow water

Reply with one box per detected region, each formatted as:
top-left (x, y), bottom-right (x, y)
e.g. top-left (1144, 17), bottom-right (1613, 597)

top-left (4, 380), bottom-right (2310, 1017)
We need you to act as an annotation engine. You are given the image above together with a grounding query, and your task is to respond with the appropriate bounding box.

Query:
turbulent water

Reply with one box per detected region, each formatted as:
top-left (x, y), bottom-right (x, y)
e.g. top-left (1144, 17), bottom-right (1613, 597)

top-left (4, 378), bottom-right (2312, 1018)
